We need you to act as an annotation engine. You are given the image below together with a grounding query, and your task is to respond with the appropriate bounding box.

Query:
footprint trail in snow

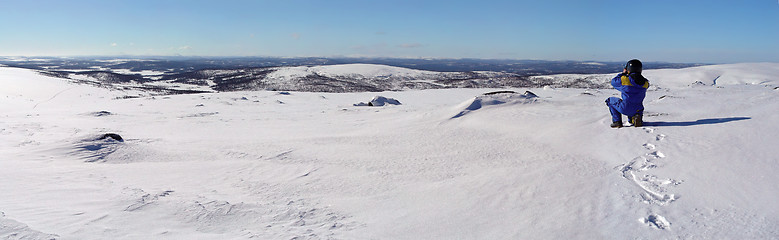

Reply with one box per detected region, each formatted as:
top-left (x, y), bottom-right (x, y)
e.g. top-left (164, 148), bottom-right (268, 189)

top-left (616, 127), bottom-right (682, 230)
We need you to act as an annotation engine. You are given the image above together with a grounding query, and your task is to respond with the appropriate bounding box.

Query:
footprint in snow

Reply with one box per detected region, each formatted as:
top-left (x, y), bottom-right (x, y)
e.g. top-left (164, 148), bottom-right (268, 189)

top-left (615, 128), bottom-right (681, 206)
top-left (647, 151), bottom-right (666, 159)
top-left (656, 134), bottom-right (666, 141)
top-left (642, 214), bottom-right (671, 230)
top-left (630, 172), bottom-right (678, 205)
top-left (643, 143), bottom-right (656, 150)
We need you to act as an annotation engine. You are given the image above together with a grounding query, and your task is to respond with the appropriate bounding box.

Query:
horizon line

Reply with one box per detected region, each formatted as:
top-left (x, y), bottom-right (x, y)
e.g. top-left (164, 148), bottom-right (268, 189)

top-left (0, 55), bottom-right (725, 65)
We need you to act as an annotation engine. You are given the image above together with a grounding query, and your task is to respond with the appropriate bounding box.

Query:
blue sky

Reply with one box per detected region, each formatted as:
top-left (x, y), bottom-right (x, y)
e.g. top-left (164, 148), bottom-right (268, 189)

top-left (1, 0), bottom-right (777, 63)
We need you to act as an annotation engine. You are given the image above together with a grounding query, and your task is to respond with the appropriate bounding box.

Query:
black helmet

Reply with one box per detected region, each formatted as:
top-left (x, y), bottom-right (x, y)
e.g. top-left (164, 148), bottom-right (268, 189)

top-left (625, 59), bottom-right (642, 73)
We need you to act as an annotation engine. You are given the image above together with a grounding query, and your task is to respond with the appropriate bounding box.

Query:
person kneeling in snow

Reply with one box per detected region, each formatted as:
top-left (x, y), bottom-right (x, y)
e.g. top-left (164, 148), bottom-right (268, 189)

top-left (605, 59), bottom-right (649, 128)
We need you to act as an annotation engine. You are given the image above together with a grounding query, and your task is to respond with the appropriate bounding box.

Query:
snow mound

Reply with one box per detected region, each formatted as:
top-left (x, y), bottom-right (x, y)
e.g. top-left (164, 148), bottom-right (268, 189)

top-left (71, 134), bottom-right (125, 162)
top-left (451, 91), bottom-right (539, 118)
top-left (643, 63), bottom-right (779, 88)
top-left (67, 135), bottom-right (172, 164)
top-left (0, 213), bottom-right (59, 240)
top-left (354, 96), bottom-right (402, 107)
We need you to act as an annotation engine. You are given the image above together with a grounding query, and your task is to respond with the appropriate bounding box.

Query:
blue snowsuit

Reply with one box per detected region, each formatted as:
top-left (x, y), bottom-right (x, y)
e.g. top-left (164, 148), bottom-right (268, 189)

top-left (605, 73), bottom-right (649, 122)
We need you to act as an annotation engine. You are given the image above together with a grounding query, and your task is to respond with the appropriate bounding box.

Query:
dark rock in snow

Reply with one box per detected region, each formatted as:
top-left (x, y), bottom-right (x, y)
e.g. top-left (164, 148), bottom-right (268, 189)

top-left (91, 111), bottom-right (113, 117)
top-left (354, 96), bottom-right (402, 107)
top-left (99, 133), bottom-right (124, 142)
top-left (523, 91), bottom-right (538, 98)
top-left (483, 90), bottom-right (517, 95)
top-left (482, 90), bottom-right (536, 98)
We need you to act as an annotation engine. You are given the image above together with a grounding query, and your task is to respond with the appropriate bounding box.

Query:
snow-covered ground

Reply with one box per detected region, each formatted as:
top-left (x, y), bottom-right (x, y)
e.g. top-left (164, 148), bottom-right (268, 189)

top-left (1, 63), bottom-right (777, 239)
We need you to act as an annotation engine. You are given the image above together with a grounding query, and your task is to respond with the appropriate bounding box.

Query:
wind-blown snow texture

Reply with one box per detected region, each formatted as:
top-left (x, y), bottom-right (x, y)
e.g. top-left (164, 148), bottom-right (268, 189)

top-left (1, 63), bottom-right (778, 239)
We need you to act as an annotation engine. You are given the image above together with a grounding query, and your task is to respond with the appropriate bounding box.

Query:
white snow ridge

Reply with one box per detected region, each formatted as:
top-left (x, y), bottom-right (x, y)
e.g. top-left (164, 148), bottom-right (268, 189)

top-left (451, 91), bottom-right (539, 119)
top-left (1, 63), bottom-right (779, 239)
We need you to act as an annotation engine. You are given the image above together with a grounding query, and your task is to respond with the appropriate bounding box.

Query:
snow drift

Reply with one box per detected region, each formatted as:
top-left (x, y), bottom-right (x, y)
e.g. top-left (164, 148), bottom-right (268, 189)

top-left (452, 91), bottom-right (540, 119)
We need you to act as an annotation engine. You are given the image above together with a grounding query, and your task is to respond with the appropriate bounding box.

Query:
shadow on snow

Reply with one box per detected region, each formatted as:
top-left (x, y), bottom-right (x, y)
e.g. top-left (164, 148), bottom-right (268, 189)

top-left (646, 117), bottom-right (751, 127)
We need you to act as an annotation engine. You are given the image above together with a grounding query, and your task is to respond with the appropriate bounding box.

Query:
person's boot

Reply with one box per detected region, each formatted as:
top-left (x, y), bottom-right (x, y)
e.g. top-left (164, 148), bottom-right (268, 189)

top-left (630, 115), bottom-right (643, 127)
top-left (611, 121), bottom-right (623, 128)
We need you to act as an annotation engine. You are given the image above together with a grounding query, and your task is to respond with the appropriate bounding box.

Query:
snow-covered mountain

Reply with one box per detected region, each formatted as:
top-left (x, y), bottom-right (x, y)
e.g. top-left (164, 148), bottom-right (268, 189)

top-left (34, 63), bottom-right (611, 93)
top-left (48, 62), bottom-right (777, 95)
top-left (158, 63), bottom-right (537, 92)
top-left (1, 63), bottom-right (778, 239)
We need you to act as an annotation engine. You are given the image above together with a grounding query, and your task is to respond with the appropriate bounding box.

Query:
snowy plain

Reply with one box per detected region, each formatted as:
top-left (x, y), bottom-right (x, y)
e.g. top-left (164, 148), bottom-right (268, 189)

top-left (1, 63), bottom-right (778, 239)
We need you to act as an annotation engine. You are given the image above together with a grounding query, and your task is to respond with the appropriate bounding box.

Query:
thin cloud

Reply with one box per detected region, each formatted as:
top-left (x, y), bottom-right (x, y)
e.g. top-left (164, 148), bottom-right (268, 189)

top-left (179, 46), bottom-right (192, 50)
top-left (110, 43), bottom-right (118, 47)
top-left (291, 33), bottom-right (301, 40)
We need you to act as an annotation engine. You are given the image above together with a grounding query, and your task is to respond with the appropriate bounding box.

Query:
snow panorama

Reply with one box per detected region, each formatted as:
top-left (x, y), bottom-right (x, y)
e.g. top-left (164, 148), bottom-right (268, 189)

top-left (1, 61), bottom-right (778, 239)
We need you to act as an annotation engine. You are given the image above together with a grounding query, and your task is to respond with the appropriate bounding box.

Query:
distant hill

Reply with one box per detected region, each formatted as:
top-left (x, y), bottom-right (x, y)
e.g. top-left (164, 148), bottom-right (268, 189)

top-left (0, 57), bottom-right (705, 93)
